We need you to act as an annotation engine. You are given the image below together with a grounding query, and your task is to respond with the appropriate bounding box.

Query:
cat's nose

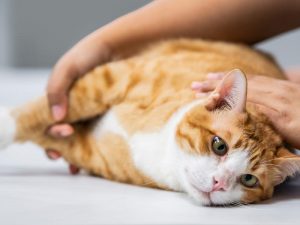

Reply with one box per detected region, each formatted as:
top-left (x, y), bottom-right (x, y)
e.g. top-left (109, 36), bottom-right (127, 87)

top-left (212, 176), bottom-right (226, 192)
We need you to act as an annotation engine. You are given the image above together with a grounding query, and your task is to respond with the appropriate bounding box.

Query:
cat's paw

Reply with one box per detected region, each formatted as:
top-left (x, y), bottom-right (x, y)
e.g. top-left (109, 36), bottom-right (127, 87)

top-left (0, 107), bottom-right (16, 150)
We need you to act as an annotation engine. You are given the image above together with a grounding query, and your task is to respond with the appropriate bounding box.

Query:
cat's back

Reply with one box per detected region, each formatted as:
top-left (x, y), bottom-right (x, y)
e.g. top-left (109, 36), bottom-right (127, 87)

top-left (138, 39), bottom-right (283, 76)
top-left (100, 39), bottom-right (284, 134)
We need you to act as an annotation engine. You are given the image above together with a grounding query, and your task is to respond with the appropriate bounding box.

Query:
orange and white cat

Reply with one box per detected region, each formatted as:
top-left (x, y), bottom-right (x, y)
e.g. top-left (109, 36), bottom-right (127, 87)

top-left (0, 39), bottom-right (299, 206)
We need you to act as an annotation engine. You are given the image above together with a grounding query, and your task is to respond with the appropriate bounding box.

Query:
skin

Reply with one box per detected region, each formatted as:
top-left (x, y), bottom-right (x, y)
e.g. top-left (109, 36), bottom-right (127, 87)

top-left (45, 0), bottom-right (300, 172)
top-left (192, 70), bottom-right (300, 149)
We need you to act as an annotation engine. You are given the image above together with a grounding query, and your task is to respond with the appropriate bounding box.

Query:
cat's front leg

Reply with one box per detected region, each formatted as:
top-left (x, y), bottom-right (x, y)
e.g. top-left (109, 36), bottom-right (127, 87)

top-left (7, 62), bottom-right (133, 144)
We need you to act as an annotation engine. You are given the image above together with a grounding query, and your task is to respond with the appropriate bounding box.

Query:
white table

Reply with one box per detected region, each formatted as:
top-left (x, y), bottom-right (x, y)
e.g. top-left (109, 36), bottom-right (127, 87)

top-left (0, 69), bottom-right (300, 225)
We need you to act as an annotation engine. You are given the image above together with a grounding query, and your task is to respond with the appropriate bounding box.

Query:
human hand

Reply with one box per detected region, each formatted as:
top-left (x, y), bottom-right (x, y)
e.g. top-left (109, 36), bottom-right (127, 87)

top-left (191, 71), bottom-right (300, 149)
top-left (285, 66), bottom-right (300, 84)
top-left (45, 38), bottom-right (112, 173)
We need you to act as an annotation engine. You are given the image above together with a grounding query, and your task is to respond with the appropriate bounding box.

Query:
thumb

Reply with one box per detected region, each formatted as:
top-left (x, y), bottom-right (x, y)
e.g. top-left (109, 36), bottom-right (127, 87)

top-left (47, 65), bottom-right (78, 121)
top-left (48, 93), bottom-right (68, 122)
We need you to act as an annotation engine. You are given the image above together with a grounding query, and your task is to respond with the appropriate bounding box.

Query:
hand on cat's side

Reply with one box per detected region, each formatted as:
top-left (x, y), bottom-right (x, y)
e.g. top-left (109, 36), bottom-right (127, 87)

top-left (45, 39), bottom-right (112, 173)
top-left (192, 70), bottom-right (300, 149)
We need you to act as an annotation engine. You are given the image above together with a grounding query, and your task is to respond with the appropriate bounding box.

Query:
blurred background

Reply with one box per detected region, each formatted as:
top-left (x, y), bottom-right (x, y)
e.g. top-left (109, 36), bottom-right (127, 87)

top-left (0, 2), bottom-right (300, 224)
top-left (0, 0), bottom-right (299, 70)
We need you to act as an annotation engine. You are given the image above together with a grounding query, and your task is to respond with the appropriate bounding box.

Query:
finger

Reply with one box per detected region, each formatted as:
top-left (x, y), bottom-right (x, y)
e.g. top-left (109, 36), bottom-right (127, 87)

top-left (207, 72), bottom-right (226, 80)
top-left (69, 164), bottom-right (80, 175)
top-left (247, 90), bottom-right (278, 110)
top-left (191, 81), bottom-right (203, 90)
top-left (46, 149), bottom-right (62, 160)
top-left (246, 77), bottom-right (279, 106)
top-left (204, 92), bottom-right (220, 111)
top-left (195, 92), bottom-right (211, 98)
top-left (285, 66), bottom-right (300, 83)
top-left (254, 104), bottom-right (280, 123)
top-left (247, 77), bottom-right (293, 110)
top-left (47, 64), bottom-right (79, 121)
top-left (48, 124), bottom-right (74, 138)
top-left (191, 80), bottom-right (219, 93)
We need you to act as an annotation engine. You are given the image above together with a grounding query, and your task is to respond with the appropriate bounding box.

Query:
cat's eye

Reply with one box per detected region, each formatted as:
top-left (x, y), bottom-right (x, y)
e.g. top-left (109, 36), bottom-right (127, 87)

top-left (240, 174), bottom-right (258, 188)
top-left (211, 136), bottom-right (228, 156)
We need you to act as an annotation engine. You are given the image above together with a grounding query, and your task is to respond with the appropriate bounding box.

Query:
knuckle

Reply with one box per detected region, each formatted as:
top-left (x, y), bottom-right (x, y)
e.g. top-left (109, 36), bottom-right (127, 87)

top-left (47, 91), bottom-right (64, 105)
top-left (47, 90), bottom-right (59, 99)
top-left (276, 94), bottom-right (290, 105)
top-left (277, 109), bottom-right (291, 123)
top-left (251, 75), bottom-right (265, 82)
top-left (279, 82), bottom-right (292, 92)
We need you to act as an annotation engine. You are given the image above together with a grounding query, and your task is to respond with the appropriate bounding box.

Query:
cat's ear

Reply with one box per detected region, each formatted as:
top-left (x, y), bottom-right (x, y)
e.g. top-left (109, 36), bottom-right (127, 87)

top-left (205, 69), bottom-right (247, 113)
top-left (272, 147), bottom-right (300, 185)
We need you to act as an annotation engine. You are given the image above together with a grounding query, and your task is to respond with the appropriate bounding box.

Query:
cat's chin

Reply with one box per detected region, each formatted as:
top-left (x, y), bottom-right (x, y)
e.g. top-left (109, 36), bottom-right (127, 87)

top-left (189, 192), bottom-right (241, 207)
top-left (185, 184), bottom-right (243, 206)
top-left (189, 193), bottom-right (212, 206)
top-left (184, 184), bottom-right (213, 206)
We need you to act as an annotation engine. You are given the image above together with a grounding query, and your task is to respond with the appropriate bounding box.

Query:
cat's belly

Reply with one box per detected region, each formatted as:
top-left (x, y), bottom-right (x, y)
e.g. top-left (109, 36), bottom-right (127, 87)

top-left (92, 109), bottom-right (182, 191)
top-left (92, 99), bottom-right (204, 191)
top-left (93, 109), bottom-right (128, 140)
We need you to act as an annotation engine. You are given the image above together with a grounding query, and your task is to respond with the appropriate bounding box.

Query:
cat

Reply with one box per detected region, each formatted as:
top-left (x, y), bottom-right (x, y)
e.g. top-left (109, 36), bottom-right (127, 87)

top-left (0, 39), bottom-right (299, 206)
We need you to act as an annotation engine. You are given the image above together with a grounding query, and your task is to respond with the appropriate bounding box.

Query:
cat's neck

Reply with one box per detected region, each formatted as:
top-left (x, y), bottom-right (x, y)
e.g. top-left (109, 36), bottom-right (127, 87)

top-left (129, 99), bottom-right (204, 191)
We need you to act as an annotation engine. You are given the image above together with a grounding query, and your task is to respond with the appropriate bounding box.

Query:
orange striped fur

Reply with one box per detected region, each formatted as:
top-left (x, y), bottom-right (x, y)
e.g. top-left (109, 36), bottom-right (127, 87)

top-left (3, 39), bottom-right (300, 205)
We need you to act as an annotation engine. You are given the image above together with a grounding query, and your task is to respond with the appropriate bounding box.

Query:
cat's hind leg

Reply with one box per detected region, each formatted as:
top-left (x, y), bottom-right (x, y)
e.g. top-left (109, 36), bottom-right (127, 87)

top-left (0, 106), bottom-right (157, 189)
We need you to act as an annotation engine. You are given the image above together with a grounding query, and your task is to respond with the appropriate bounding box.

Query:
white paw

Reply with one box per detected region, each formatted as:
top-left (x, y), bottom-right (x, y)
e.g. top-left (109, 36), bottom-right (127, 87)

top-left (0, 107), bottom-right (16, 150)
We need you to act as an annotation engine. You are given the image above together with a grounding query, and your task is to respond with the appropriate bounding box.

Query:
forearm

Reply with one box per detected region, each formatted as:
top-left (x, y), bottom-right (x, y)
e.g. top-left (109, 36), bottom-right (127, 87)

top-left (97, 0), bottom-right (300, 55)
top-left (65, 0), bottom-right (300, 64)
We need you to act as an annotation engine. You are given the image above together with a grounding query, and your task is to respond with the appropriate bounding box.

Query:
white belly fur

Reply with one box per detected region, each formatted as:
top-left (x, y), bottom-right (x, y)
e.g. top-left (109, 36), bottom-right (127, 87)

top-left (93, 100), bottom-right (203, 191)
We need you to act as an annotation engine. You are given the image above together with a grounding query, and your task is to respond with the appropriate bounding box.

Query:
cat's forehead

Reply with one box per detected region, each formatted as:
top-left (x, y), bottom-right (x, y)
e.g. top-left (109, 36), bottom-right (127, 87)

top-left (211, 110), bottom-right (281, 150)
top-left (185, 105), bottom-right (281, 158)
top-left (209, 111), bottom-right (248, 145)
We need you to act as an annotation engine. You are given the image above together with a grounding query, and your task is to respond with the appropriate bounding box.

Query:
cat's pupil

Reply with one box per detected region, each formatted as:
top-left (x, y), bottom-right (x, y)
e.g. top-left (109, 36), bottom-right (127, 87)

top-left (245, 174), bottom-right (252, 181)
top-left (217, 145), bottom-right (225, 151)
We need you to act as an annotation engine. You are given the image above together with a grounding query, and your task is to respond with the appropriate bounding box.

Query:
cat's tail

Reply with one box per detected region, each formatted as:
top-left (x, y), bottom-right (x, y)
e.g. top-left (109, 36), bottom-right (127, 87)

top-left (0, 107), bottom-right (16, 150)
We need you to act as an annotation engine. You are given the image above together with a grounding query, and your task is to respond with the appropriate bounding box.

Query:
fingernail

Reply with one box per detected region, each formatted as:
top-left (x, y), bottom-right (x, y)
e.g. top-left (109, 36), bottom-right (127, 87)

top-left (69, 164), bottom-right (80, 175)
top-left (212, 92), bottom-right (220, 99)
top-left (59, 128), bottom-right (73, 137)
top-left (52, 105), bottom-right (64, 121)
top-left (47, 150), bottom-right (61, 160)
top-left (195, 93), bottom-right (208, 98)
top-left (207, 73), bottom-right (223, 80)
top-left (191, 81), bottom-right (203, 90)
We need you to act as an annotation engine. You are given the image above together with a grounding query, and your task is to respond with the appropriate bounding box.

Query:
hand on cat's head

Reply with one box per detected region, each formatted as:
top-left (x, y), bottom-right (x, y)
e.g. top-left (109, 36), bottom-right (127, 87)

top-left (202, 69), bottom-right (246, 113)
top-left (179, 69), bottom-right (300, 205)
top-left (192, 69), bottom-right (300, 149)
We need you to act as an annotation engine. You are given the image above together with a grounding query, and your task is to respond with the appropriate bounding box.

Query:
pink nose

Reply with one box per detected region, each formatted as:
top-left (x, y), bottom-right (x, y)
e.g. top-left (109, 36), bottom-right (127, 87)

top-left (212, 176), bottom-right (226, 192)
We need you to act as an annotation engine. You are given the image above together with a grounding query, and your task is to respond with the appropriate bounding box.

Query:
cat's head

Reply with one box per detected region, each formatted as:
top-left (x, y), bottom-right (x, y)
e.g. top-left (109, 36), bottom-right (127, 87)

top-left (176, 69), bottom-right (300, 206)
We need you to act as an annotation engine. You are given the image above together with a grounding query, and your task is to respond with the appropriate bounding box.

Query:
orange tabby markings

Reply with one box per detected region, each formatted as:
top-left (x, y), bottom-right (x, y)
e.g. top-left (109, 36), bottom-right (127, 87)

top-left (2, 39), bottom-right (299, 205)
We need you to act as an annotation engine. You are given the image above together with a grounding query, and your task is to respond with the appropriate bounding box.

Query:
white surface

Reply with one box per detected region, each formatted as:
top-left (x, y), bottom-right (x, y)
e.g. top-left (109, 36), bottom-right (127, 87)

top-left (1, 70), bottom-right (300, 225)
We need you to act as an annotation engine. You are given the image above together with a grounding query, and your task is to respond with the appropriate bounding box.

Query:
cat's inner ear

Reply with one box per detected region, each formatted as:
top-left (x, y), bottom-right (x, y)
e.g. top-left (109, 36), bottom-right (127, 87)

top-left (273, 147), bottom-right (300, 186)
top-left (205, 69), bottom-right (247, 113)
